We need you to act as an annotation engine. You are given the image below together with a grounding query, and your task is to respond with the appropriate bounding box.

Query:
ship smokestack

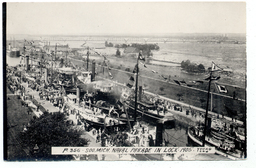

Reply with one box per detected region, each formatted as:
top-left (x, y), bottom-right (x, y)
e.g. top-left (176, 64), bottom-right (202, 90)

top-left (91, 61), bottom-right (95, 81)
top-left (139, 86), bottom-right (142, 101)
top-left (76, 87), bottom-right (80, 105)
top-left (72, 74), bottom-right (75, 85)
top-left (44, 68), bottom-right (48, 83)
top-left (25, 55), bottom-right (30, 71)
top-left (155, 121), bottom-right (164, 146)
top-left (207, 117), bottom-right (212, 134)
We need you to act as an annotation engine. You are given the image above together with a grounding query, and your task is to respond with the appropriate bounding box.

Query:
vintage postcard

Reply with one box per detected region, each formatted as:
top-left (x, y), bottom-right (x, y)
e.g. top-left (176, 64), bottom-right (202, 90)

top-left (3, 2), bottom-right (247, 162)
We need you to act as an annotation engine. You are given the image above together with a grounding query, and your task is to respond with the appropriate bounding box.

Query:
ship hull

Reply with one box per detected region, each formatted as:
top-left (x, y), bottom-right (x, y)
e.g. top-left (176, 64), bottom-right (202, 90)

top-left (187, 127), bottom-right (244, 160)
top-left (125, 103), bottom-right (175, 126)
top-left (8, 50), bottom-right (20, 57)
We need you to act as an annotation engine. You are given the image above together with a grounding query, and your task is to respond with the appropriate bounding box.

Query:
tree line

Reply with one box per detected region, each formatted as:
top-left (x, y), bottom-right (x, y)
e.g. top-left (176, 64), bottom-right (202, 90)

top-left (105, 41), bottom-right (160, 57)
top-left (181, 60), bottom-right (205, 73)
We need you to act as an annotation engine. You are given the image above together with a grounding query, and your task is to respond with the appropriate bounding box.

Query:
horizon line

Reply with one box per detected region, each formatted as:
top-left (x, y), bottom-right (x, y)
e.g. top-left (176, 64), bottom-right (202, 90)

top-left (7, 32), bottom-right (246, 37)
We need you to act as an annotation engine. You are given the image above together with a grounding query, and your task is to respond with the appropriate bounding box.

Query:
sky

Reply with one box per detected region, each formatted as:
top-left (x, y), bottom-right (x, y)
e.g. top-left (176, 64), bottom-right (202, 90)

top-left (7, 2), bottom-right (246, 35)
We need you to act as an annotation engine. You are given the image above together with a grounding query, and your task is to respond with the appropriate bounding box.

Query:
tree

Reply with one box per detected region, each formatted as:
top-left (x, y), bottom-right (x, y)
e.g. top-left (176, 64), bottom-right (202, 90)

top-left (105, 41), bottom-right (108, 47)
top-left (116, 49), bottom-right (121, 57)
top-left (19, 112), bottom-right (89, 161)
top-left (181, 60), bottom-right (190, 69)
top-left (198, 64), bottom-right (205, 72)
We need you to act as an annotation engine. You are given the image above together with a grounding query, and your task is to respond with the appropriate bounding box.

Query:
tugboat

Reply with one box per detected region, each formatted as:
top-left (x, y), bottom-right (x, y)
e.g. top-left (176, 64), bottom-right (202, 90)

top-left (187, 62), bottom-right (246, 160)
top-left (187, 122), bottom-right (245, 160)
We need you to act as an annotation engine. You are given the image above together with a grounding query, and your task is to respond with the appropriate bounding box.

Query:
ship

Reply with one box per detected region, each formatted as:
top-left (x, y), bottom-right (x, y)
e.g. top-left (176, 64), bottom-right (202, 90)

top-left (8, 48), bottom-right (21, 57)
top-left (124, 94), bottom-right (175, 124)
top-left (187, 123), bottom-right (245, 160)
top-left (120, 55), bottom-right (175, 125)
top-left (61, 93), bottom-right (126, 128)
top-left (7, 37), bottom-right (21, 58)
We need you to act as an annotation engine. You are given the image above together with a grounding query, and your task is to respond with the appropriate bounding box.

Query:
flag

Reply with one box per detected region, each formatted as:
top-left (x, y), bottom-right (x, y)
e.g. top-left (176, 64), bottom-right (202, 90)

top-left (205, 75), bottom-right (220, 81)
top-left (211, 62), bottom-right (223, 72)
top-left (133, 64), bottom-right (139, 73)
top-left (216, 84), bottom-right (228, 93)
top-left (126, 83), bottom-right (133, 88)
top-left (139, 61), bottom-right (147, 68)
top-left (108, 72), bottom-right (112, 77)
top-left (195, 80), bottom-right (204, 84)
top-left (129, 76), bottom-right (134, 81)
top-left (180, 80), bottom-right (186, 84)
top-left (161, 75), bottom-right (167, 80)
top-left (139, 52), bottom-right (145, 61)
top-left (212, 76), bottom-right (221, 80)
top-left (186, 84), bottom-right (193, 87)
top-left (173, 80), bottom-right (181, 85)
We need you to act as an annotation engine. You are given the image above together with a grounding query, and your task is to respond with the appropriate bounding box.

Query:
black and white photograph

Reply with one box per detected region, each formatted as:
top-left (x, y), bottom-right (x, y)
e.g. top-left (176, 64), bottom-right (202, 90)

top-left (3, 2), bottom-right (249, 162)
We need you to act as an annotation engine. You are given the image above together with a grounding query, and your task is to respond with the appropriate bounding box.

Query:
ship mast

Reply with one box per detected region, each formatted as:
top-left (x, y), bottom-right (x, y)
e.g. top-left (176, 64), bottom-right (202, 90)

top-left (134, 52), bottom-right (140, 126)
top-left (66, 47), bottom-right (68, 67)
top-left (55, 43), bottom-right (57, 68)
top-left (202, 71), bottom-right (212, 146)
top-left (50, 41), bottom-right (53, 84)
top-left (87, 47), bottom-right (90, 71)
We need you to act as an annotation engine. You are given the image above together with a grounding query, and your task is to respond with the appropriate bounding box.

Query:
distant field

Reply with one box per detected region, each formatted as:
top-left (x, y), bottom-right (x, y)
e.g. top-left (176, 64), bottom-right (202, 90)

top-left (80, 41), bottom-right (246, 88)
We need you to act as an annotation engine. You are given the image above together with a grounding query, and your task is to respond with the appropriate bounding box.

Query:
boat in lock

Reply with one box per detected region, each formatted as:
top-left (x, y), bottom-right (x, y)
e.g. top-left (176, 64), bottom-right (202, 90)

top-left (61, 93), bottom-right (126, 128)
